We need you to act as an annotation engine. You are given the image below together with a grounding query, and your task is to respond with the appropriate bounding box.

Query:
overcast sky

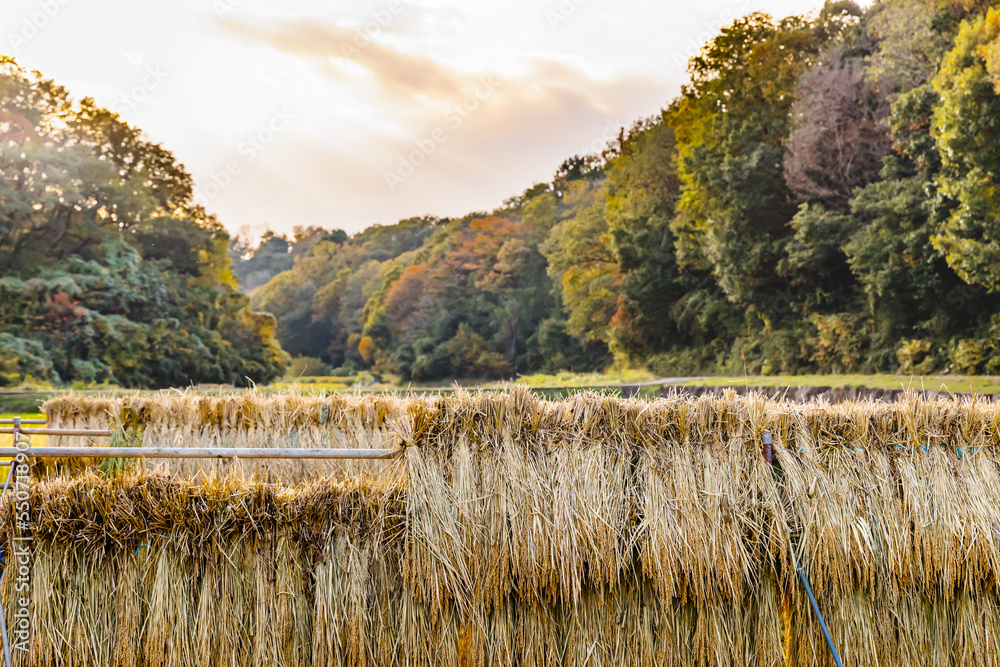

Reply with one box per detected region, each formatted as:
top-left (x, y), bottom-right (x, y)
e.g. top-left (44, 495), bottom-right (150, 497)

top-left (3, 0), bottom-right (822, 237)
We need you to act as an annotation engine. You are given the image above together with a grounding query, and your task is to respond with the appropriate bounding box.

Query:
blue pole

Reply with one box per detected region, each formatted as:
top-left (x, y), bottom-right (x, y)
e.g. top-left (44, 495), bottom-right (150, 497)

top-left (795, 555), bottom-right (844, 667)
top-left (762, 433), bottom-right (844, 667)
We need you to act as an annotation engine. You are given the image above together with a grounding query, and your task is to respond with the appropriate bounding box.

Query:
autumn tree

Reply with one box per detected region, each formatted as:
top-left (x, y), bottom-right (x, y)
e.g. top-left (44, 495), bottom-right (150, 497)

top-left (669, 12), bottom-right (826, 312)
top-left (785, 54), bottom-right (891, 210)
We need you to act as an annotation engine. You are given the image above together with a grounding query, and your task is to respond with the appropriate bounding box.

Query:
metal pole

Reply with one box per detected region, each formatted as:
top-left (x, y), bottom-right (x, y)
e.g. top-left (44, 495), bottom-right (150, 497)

top-left (795, 556), bottom-right (845, 667)
top-left (0, 428), bottom-right (113, 436)
top-left (0, 593), bottom-right (12, 667)
top-left (0, 446), bottom-right (401, 460)
top-left (4, 419), bottom-right (18, 493)
top-left (0, 453), bottom-right (13, 493)
top-left (0, 419), bottom-right (17, 667)
top-left (762, 432), bottom-right (844, 667)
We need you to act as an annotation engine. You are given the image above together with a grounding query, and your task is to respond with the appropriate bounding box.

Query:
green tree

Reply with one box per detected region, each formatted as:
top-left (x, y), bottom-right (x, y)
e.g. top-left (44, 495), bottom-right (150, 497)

top-left (0, 57), bottom-right (287, 387)
top-left (932, 7), bottom-right (1000, 288)
top-left (602, 116), bottom-right (692, 356)
top-left (669, 12), bottom-right (824, 310)
top-left (542, 194), bottom-right (619, 348)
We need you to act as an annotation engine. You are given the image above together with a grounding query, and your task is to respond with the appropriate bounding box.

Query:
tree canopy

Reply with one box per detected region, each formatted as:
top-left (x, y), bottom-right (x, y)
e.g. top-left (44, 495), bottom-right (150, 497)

top-left (10, 0), bottom-right (1000, 386)
top-left (235, 0), bottom-right (1000, 381)
top-left (0, 57), bottom-right (287, 388)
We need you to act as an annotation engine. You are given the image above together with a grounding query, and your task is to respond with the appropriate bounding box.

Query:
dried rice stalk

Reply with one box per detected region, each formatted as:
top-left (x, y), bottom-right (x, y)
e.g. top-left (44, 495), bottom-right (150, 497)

top-left (144, 542), bottom-right (196, 667)
top-left (10, 391), bottom-right (1000, 666)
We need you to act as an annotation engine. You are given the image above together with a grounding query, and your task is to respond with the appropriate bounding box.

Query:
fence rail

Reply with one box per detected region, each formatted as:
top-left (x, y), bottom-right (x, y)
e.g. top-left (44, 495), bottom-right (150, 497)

top-left (0, 446), bottom-right (400, 459)
top-left (0, 427), bottom-right (113, 436)
top-left (0, 414), bottom-right (402, 667)
top-left (0, 416), bottom-right (401, 459)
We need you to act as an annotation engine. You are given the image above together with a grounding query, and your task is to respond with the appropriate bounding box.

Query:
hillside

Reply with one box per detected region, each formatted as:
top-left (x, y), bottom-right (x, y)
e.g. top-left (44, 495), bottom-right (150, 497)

top-left (5, 1), bottom-right (1000, 389)
top-left (238, 1), bottom-right (1000, 382)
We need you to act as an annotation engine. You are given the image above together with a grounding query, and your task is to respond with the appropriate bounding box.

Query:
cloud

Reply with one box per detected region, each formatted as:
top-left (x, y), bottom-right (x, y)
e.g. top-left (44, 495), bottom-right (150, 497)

top-left (203, 13), bottom-right (674, 233)
top-left (4, 0), bottom-right (826, 236)
top-left (218, 14), bottom-right (668, 114)
top-left (218, 18), bottom-right (465, 104)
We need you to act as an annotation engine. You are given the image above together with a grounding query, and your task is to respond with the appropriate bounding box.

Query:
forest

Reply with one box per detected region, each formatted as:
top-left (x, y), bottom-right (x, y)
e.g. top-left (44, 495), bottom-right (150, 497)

top-left (244, 0), bottom-right (1000, 382)
top-left (3, 0), bottom-right (1000, 387)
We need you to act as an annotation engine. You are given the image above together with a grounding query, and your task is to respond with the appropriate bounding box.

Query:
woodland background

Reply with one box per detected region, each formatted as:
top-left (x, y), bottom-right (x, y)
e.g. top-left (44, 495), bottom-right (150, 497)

top-left (3, 0), bottom-right (1000, 388)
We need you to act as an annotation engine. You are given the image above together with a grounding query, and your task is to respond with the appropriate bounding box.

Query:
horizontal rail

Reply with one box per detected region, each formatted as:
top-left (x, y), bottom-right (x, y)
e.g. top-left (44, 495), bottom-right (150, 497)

top-left (0, 419), bottom-right (47, 425)
top-left (0, 428), bottom-right (113, 436)
top-left (0, 446), bottom-right (401, 460)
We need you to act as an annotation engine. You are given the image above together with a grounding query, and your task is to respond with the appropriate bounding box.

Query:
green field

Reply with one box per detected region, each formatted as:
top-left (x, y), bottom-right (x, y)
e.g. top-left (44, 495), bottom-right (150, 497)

top-left (504, 369), bottom-right (660, 387)
top-left (662, 374), bottom-right (1000, 395)
top-left (269, 376), bottom-right (356, 391)
top-left (0, 413), bottom-right (48, 454)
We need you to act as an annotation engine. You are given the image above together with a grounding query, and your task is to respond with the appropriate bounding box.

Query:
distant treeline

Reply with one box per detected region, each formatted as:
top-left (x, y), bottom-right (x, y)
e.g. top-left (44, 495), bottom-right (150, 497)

top-left (4, 0), bottom-right (1000, 389)
top-left (240, 0), bottom-right (1000, 381)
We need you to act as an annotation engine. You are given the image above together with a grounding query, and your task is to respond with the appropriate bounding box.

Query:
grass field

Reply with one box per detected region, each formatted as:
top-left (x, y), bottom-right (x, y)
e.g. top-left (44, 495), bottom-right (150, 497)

top-left (269, 376), bottom-right (355, 392)
top-left (0, 413), bottom-right (47, 467)
top-left (274, 370), bottom-right (1000, 394)
top-left (662, 373), bottom-right (1000, 395)
top-left (506, 369), bottom-right (660, 387)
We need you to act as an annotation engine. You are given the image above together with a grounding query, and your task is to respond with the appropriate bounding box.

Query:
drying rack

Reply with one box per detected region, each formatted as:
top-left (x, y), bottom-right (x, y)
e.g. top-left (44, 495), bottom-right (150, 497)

top-left (0, 415), bottom-right (401, 667)
top-left (0, 419), bottom-right (841, 667)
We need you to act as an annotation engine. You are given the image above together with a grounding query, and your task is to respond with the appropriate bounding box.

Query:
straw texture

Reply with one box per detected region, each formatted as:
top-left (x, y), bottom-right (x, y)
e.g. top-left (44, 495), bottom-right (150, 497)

top-left (8, 389), bottom-right (1000, 665)
top-left (42, 393), bottom-right (405, 481)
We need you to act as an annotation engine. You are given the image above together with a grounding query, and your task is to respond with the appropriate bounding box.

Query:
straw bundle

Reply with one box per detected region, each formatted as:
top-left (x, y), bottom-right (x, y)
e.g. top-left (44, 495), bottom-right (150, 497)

top-left (42, 392), bottom-right (407, 481)
top-left (8, 389), bottom-right (1000, 665)
top-left (398, 389), bottom-right (633, 610)
top-left (2, 471), bottom-right (404, 667)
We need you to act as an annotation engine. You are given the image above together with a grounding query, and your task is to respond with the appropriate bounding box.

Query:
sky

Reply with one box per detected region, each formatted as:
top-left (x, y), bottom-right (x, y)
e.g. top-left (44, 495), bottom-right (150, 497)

top-left (2, 0), bottom-right (822, 237)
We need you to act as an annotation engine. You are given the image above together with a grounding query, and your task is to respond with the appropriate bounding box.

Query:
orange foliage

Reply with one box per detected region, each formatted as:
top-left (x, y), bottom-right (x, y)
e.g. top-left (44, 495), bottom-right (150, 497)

top-left (358, 335), bottom-right (377, 362)
top-left (450, 217), bottom-right (521, 274)
top-left (384, 264), bottom-right (430, 323)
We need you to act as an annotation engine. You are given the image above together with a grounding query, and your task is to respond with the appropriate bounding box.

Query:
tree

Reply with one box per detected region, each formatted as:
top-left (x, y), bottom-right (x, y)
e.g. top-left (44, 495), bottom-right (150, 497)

top-left (931, 7), bottom-right (1000, 289)
top-left (444, 323), bottom-right (513, 379)
top-left (236, 1), bottom-right (1000, 381)
top-left (669, 12), bottom-right (825, 311)
top-left (785, 53), bottom-right (892, 211)
top-left (542, 196), bottom-right (619, 347)
top-left (0, 57), bottom-right (288, 387)
top-left (843, 164), bottom-right (962, 359)
top-left (602, 115), bottom-right (692, 356)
